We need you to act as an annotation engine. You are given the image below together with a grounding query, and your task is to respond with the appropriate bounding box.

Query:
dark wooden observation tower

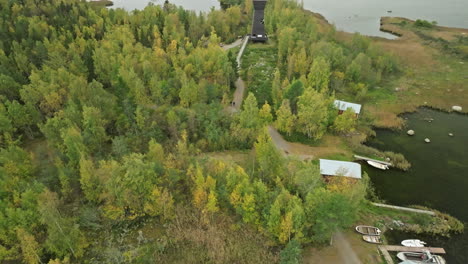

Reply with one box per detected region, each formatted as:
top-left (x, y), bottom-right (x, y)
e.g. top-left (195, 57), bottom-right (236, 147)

top-left (251, 0), bottom-right (268, 42)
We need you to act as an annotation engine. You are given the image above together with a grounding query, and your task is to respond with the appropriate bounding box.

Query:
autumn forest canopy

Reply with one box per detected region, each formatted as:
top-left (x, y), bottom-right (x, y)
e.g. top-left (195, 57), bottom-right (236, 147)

top-left (0, 0), bottom-right (402, 263)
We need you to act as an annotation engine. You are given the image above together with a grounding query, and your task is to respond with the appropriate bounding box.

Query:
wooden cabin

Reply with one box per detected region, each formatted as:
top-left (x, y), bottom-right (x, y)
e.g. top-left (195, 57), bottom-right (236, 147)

top-left (334, 100), bottom-right (362, 117)
top-left (319, 159), bottom-right (362, 180)
top-left (251, 0), bottom-right (268, 42)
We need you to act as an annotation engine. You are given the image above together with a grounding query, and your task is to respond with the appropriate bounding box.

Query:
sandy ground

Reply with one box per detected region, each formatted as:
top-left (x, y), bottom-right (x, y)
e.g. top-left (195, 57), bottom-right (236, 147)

top-left (303, 231), bottom-right (383, 264)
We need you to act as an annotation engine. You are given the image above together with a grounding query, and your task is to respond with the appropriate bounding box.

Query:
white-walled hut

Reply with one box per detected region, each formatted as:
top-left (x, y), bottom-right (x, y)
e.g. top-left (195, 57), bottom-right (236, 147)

top-left (319, 159), bottom-right (362, 179)
top-left (334, 100), bottom-right (362, 117)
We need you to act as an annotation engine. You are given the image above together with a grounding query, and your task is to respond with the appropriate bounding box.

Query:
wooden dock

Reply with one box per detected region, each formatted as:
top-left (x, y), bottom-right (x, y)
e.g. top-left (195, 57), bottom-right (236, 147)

top-left (354, 155), bottom-right (393, 166)
top-left (372, 203), bottom-right (436, 216)
top-left (381, 245), bottom-right (446, 254)
top-left (378, 246), bottom-right (395, 264)
top-left (378, 245), bottom-right (446, 264)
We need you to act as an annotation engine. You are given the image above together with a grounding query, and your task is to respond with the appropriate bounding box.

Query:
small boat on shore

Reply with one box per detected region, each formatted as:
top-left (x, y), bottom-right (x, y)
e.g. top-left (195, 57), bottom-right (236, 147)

top-left (367, 160), bottom-right (389, 170)
top-left (363, 235), bottom-right (382, 244)
top-left (355, 225), bottom-right (381, 236)
top-left (397, 251), bottom-right (446, 264)
top-left (401, 239), bottom-right (426, 247)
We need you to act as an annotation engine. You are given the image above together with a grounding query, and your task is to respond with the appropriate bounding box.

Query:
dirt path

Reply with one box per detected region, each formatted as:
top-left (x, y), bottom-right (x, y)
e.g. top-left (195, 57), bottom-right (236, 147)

top-left (224, 37), bottom-right (249, 113)
top-left (268, 126), bottom-right (349, 161)
top-left (226, 78), bottom-right (246, 113)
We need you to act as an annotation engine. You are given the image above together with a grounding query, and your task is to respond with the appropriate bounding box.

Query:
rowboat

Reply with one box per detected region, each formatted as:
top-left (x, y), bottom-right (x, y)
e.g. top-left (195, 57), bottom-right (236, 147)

top-left (397, 251), bottom-right (446, 264)
top-left (355, 225), bottom-right (381, 236)
top-left (401, 239), bottom-right (426, 247)
top-left (367, 160), bottom-right (389, 170)
top-left (363, 235), bottom-right (382, 244)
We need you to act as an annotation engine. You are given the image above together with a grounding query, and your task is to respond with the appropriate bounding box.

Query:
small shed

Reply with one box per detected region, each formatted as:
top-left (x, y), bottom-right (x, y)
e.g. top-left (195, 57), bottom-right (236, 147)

top-left (334, 100), bottom-right (362, 116)
top-left (319, 159), bottom-right (362, 179)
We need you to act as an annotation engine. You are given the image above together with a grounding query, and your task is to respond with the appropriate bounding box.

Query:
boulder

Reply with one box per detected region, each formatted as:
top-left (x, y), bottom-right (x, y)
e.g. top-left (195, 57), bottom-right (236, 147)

top-left (407, 130), bottom-right (415, 136)
top-left (425, 138), bottom-right (431, 143)
top-left (452, 106), bottom-right (463, 112)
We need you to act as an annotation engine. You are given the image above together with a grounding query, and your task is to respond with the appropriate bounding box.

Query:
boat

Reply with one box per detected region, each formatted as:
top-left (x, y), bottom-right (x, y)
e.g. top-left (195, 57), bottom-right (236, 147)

top-left (363, 235), bottom-right (382, 244)
top-left (367, 160), bottom-right (389, 170)
top-left (401, 239), bottom-right (427, 247)
top-left (355, 225), bottom-right (381, 236)
top-left (397, 251), bottom-right (446, 264)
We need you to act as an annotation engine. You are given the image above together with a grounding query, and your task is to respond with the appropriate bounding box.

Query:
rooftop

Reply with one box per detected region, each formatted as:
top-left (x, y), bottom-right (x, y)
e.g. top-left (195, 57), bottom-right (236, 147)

top-left (319, 159), bottom-right (362, 179)
top-left (334, 100), bottom-right (362, 114)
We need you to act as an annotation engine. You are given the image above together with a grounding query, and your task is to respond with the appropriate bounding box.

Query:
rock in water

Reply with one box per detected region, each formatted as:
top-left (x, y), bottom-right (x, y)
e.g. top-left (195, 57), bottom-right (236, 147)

top-left (449, 133), bottom-right (454, 137)
top-left (407, 130), bottom-right (415, 136)
top-left (452, 106), bottom-right (463, 112)
top-left (425, 138), bottom-right (431, 143)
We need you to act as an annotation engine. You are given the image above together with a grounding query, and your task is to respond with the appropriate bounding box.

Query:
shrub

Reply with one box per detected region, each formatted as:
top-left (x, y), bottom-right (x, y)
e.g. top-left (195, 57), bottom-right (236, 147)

top-left (414, 19), bottom-right (434, 29)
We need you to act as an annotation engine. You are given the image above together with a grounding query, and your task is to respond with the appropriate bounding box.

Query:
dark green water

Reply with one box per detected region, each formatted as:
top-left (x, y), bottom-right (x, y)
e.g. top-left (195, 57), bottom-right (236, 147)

top-left (366, 108), bottom-right (468, 264)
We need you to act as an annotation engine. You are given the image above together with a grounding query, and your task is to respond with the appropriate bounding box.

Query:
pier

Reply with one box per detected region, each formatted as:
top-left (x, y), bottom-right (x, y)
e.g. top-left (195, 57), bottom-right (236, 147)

top-left (372, 203), bottom-right (436, 216)
top-left (378, 245), bottom-right (446, 264)
top-left (354, 155), bottom-right (393, 166)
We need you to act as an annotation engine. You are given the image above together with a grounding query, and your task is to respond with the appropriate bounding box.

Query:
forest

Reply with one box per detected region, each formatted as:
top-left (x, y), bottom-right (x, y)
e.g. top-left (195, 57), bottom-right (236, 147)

top-left (0, 0), bottom-right (407, 263)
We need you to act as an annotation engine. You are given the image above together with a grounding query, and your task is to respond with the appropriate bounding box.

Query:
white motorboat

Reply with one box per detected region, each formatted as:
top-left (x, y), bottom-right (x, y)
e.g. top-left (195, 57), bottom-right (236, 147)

top-left (401, 239), bottom-right (426, 247)
top-left (367, 160), bottom-right (389, 170)
top-left (397, 251), bottom-right (446, 264)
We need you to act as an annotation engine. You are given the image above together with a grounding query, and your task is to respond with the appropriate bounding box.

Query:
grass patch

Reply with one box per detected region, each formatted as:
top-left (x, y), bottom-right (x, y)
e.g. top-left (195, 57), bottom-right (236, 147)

top-left (281, 131), bottom-right (323, 146)
top-left (241, 43), bottom-right (277, 105)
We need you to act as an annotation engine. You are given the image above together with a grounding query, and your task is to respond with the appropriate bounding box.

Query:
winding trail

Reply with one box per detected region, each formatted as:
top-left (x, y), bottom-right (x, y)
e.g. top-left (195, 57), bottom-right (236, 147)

top-left (223, 36), bottom-right (249, 113)
top-left (267, 126), bottom-right (314, 160)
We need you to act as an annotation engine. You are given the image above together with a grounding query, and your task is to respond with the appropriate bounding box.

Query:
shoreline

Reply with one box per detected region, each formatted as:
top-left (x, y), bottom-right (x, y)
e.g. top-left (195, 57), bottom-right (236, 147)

top-left (88, 0), bottom-right (114, 8)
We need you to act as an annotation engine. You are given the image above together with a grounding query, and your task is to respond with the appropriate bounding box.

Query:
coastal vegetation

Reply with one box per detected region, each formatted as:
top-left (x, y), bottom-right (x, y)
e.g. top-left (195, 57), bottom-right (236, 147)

top-left (0, 0), bottom-right (465, 263)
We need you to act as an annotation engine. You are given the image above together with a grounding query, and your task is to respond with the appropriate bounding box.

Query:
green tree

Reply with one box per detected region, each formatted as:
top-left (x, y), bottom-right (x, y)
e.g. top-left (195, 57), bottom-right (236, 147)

top-left (16, 228), bottom-right (41, 264)
top-left (296, 89), bottom-right (329, 139)
top-left (307, 57), bottom-right (331, 92)
top-left (147, 139), bottom-right (165, 163)
top-left (254, 129), bottom-right (284, 183)
top-left (294, 161), bottom-right (323, 198)
top-left (79, 156), bottom-right (101, 203)
top-left (239, 93), bottom-right (260, 129)
top-left (259, 102), bottom-right (273, 125)
top-left (280, 239), bottom-right (302, 264)
top-left (82, 106), bottom-right (108, 154)
top-left (38, 190), bottom-right (87, 258)
top-left (61, 126), bottom-right (87, 168)
top-left (332, 108), bottom-right (357, 134)
top-left (275, 100), bottom-right (296, 136)
top-left (305, 188), bottom-right (355, 243)
top-left (283, 80), bottom-right (304, 113)
top-left (271, 69), bottom-right (283, 109)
